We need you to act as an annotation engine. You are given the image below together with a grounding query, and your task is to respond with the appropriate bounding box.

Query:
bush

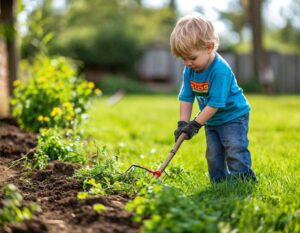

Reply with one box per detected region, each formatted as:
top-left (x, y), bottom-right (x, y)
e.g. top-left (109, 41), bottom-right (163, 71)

top-left (52, 24), bottom-right (143, 74)
top-left (11, 56), bottom-right (101, 132)
top-left (98, 74), bottom-right (150, 94)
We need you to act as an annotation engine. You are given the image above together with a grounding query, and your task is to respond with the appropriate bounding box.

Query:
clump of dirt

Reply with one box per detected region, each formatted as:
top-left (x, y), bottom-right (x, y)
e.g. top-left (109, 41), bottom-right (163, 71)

top-left (0, 119), bottom-right (37, 159)
top-left (0, 119), bottom-right (141, 233)
top-left (2, 219), bottom-right (48, 233)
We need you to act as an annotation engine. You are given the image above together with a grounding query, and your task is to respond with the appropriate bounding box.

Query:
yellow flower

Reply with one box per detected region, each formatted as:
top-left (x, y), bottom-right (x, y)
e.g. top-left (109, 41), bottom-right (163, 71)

top-left (43, 117), bottom-right (50, 122)
top-left (63, 102), bottom-right (72, 109)
top-left (88, 82), bottom-right (95, 89)
top-left (94, 88), bottom-right (102, 96)
top-left (13, 80), bottom-right (21, 87)
top-left (37, 115), bottom-right (44, 121)
top-left (50, 107), bottom-right (62, 117)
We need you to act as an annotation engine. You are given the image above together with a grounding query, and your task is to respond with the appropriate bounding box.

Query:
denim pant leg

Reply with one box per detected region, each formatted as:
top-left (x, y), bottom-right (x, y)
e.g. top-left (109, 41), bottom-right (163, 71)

top-left (205, 126), bottom-right (228, 182)
top-left (219, 114), bottom-right (256, 179)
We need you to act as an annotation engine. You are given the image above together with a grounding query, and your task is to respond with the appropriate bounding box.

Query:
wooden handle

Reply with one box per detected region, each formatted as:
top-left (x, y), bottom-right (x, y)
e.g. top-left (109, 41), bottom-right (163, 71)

top-left (153, 132), bottom-right (186, 179)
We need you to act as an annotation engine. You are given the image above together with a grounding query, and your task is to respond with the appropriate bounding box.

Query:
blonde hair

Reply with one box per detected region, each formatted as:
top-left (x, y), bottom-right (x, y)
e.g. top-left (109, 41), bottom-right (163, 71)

top-left (170, 13), bottom-right (219, 58)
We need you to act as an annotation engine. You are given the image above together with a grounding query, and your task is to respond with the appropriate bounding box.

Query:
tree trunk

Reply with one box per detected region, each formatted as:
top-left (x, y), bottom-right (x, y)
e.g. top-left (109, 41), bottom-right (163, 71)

top-left (249, 0), bottom-right (273, 94)
top-left (0, 0), bottom-right (18, 98)
top-left (169, 0), bottom-right (176, 10)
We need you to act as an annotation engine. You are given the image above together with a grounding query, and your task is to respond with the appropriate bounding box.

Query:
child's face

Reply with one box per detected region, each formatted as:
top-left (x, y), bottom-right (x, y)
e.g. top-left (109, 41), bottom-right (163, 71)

top-left (182, 49), bottom-right (214, 72)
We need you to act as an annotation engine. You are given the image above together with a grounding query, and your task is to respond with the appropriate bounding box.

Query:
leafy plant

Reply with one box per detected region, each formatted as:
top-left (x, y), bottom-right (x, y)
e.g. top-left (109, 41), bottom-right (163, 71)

top-left (32, 128), bottom-right (87, 169)
top-left (77, 178), bottom-right (106, 198)
top-left (125, 183), bottom-right (235, 233)
top-left (75, 145), bottom-right (152, 195)
top-left (0, 184), bottom-right (41, 225)
top-left (11, 56), bottom-right (101, 132)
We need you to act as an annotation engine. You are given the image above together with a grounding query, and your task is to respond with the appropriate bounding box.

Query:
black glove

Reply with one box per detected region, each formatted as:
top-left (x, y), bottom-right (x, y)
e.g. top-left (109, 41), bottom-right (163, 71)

top-left (181, 120), bottom-right (202, 140)
top-left (174, 121), bottom-right (188, 142)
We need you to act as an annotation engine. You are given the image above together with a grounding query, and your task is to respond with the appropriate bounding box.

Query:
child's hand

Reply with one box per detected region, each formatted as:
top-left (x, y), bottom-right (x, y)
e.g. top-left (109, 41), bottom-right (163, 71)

top-left (181, 120), bottom-right (202, 140)
top-left (174, 121), bottom-right (188, 142)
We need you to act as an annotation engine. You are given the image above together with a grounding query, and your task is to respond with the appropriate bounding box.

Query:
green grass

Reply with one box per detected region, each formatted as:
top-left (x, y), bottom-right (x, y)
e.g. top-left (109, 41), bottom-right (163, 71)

top-left (82, 94), bottom-right (300, 232)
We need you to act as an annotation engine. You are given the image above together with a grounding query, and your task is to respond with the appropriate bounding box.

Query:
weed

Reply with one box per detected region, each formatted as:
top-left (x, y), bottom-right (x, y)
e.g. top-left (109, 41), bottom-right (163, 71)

top-left (0, 184), bottom-right (41, 225)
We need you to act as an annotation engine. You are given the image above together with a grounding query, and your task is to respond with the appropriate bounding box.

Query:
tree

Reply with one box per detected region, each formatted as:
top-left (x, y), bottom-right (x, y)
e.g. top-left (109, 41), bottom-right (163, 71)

top-left (21, 0), bottom-right (176, 77)
top-left (0, 0), bottom-right (18, 97)
top-left (20, 0), bottom-right (58, 60)
top-left (249, 0), bottom-right (273, 94)
top-left (276, 0), bottom-right (300, 49)
top-left (218, 0), bottom-right (249, 44)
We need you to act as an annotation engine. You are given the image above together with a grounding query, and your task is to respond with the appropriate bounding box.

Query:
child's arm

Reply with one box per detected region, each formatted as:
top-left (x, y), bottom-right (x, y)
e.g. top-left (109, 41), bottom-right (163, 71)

top-left (179, 101), bottom-right (193, 122)
top-left (181, 106), bottom-right (218, 140)
top-left (174, 101), bottom-right (193, 142)
top-left (194, 106), bottom-right (218, 125)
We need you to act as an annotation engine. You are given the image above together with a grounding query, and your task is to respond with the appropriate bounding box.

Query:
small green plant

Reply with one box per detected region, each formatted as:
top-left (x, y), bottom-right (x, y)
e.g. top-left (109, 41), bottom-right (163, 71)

top-left (33, 128), bottom-right (87, 169)
top-left (11, 56), bottom-right (101, 132)
top-left (0, 184), bottom-right (41, 225)
top-left (11, 128), bottom-right (88, 172)
top-left (93, 203), bottom-right (107, 213)
top-left (75, 145), bottom-right (151, 195)
top-left (77, 178), bottom-right (106, 198)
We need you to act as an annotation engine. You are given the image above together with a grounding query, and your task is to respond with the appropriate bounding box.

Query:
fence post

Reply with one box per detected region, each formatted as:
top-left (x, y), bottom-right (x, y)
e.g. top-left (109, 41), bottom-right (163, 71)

top-left (0, 38), bottom-right (10, 117)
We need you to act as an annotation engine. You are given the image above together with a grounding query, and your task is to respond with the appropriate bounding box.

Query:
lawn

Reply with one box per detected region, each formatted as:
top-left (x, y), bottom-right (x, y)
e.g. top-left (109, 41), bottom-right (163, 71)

top-left (83, 94), bottom-right (300, 232)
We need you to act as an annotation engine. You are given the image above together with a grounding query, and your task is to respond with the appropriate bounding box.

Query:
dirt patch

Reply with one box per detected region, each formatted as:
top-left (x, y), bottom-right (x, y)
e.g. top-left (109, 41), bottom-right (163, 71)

top-left (0, 119), bottom-right (141, 233)
top-left (0, 120), bottom-right (37, 159)
top-left (0, 119), bottom-right (36, 188)
top-left (5, 161), bottom-right (140, 233)
top-left (0, 162), bottom-right (16, 187)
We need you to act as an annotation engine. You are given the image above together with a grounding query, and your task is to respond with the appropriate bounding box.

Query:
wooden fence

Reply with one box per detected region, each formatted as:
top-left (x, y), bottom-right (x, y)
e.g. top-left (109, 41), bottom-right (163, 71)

top-left (137, 45), bottom-right (300, 93)
top-left (222, 53), bottom-right (300, 93)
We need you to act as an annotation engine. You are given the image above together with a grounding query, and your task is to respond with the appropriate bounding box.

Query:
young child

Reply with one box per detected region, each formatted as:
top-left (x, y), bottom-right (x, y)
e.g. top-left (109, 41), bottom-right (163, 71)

top-left (170, 13), bottom-right (256, 183)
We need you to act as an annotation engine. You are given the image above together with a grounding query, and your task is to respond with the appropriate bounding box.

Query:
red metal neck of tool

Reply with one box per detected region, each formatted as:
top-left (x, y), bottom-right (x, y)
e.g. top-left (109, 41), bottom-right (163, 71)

top-left (150, 170), bottom-right (161, 177)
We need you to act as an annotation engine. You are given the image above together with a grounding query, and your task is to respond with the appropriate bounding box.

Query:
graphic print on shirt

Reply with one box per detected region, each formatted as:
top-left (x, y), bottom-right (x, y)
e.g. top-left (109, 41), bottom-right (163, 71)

top-left (190, 81), bottom-right (209, 96)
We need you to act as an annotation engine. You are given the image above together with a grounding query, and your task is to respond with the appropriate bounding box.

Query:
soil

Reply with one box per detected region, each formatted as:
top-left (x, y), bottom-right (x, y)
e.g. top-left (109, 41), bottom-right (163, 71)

top-left (0, 119), bottom-right (140, 233)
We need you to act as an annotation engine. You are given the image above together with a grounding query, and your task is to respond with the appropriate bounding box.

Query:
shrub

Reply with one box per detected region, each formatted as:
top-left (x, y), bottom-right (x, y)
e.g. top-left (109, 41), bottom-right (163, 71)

top-left (51, 19), bottom-right (143, 74)
top-left (98, 74), bottom-right (150, 94)
top-left (11, 56), bottom-right (101, 132)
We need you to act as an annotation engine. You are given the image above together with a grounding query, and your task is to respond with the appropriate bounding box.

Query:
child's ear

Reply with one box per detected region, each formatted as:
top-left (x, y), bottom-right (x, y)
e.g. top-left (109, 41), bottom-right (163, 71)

top-left (207, 43), bottom-right (214, 53)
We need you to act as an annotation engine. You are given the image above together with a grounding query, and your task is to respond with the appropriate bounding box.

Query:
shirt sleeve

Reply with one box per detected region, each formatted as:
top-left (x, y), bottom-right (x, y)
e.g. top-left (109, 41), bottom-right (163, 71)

top-left (207, 71), bottom-right (232, 108)
top-left (178, 67), bottom-right (195, 103)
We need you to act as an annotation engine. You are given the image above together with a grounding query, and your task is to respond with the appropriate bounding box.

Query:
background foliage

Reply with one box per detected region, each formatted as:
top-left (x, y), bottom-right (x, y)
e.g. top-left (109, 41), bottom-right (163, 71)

top-left (21, 0), bottom-right (177, 76)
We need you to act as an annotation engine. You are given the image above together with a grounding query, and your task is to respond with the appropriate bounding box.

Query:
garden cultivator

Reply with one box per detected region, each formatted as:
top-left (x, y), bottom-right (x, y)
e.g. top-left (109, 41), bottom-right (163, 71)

top-left (126, 133), bottom-right (187, 179)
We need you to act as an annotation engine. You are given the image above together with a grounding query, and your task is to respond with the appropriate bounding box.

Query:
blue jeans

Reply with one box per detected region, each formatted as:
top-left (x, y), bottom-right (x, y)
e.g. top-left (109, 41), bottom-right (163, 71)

top-left (205, 113), bottom-right (256, 182)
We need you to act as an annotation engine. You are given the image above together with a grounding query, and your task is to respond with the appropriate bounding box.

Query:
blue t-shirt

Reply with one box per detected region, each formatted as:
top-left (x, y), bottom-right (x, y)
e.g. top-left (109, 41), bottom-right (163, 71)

top-left (178, 53), bottom-right (250, 126)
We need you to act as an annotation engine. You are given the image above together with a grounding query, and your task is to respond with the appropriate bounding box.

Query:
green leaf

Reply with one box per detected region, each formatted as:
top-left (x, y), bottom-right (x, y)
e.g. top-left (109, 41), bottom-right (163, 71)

top-left (77, 192), bottom-right (89, 200)
top-left (93, 203), bottom-right (106, 213)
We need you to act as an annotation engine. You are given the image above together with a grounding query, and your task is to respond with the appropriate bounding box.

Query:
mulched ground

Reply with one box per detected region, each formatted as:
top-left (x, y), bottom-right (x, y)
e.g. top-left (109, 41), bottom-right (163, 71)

top-left (0, 119), bottom-right (140, 233)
